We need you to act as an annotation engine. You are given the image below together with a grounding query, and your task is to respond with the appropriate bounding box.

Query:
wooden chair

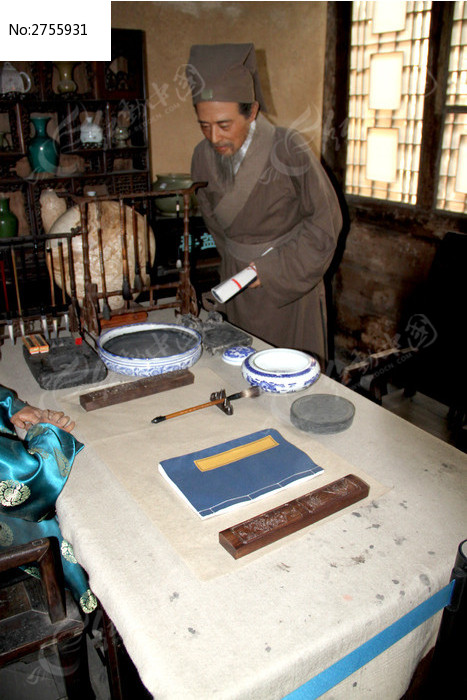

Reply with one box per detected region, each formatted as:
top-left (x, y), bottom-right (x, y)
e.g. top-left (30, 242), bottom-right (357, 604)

top-left (0, 537), bottom-right (95, 699)
top-left (340, 346), bottom-right (417, 405)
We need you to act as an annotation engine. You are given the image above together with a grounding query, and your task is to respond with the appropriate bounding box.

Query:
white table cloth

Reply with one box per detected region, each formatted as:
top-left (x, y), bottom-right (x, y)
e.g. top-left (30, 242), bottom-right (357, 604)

top-left (1, 315), bottom-right (466, 700)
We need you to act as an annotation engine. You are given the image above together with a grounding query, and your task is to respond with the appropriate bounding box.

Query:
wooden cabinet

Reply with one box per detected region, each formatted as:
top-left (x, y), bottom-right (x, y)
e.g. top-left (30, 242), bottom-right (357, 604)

top-left (0, 29), bottom-right (150, 238)
top-left (0, 33), bottom-right (217, 343)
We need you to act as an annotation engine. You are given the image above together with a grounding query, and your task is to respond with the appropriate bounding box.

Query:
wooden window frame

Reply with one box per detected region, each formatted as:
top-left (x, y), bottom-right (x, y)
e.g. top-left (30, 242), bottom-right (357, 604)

top-left (322, 1), bottom-right (466, 238)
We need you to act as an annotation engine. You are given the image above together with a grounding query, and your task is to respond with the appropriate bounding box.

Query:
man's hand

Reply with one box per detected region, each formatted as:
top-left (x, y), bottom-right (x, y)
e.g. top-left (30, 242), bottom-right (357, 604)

top-left (11, 405), bottom-right (76, 433)
top-left (249, 262), bottom-right (261, 288)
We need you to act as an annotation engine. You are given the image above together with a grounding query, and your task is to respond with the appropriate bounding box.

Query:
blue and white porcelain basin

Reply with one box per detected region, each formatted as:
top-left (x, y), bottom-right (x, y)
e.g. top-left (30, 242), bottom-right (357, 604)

top-left (242, 348), bottom-right (320, 393)
top-left (97, 322), bottom-right (202, 377)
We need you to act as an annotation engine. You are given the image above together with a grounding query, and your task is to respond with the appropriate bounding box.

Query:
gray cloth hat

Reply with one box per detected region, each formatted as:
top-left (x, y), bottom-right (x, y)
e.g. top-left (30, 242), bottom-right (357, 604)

top-left (187, 43), bottom-right (267, 111)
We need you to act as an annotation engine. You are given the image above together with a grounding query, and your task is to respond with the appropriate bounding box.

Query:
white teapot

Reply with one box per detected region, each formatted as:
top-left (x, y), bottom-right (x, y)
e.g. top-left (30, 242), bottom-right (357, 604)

top-left (0, 62), bottom-right (31, 94)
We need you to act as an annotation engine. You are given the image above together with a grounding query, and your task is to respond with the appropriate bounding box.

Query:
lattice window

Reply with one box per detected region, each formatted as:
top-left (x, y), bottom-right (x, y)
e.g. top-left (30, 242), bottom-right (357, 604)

top-left (346, 1), bottom-right (467, 214)
top-left (346, 2), bottom-right (432, 203)
top-left (437, 1), bottom-right (467, 213)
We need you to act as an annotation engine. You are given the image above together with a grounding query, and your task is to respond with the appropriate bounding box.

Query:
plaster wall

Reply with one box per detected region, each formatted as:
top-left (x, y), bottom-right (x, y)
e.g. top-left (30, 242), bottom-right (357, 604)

top-left (111, 1), bottom-right (327, 179)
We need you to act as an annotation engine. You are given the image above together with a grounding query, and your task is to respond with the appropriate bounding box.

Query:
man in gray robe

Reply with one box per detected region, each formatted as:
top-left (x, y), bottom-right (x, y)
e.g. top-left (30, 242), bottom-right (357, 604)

top-left (188, 43), bottom-right (342, 366)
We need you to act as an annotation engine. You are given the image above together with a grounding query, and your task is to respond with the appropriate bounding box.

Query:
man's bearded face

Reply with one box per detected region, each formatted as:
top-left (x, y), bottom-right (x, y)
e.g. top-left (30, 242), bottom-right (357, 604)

top-left (196, 101), bottom-right (256, 157)
top-left (196, 101), bottom-right (257, 186)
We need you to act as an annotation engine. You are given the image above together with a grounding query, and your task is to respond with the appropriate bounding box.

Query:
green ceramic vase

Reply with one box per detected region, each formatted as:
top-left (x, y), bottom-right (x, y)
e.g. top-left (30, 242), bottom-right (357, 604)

top-left (28, 116), bottom-right (59, 173)
top-left (0, 197), bottom-right (18, 238)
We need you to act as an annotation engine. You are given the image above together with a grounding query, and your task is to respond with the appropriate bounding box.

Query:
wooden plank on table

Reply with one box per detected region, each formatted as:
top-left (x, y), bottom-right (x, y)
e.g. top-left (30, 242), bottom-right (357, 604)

top-left (100, 310), bottom-right (148, 329)
top-left (219, 474), bottom-right (369, 559)
top-left (79, 370), bottom-right (194, 411)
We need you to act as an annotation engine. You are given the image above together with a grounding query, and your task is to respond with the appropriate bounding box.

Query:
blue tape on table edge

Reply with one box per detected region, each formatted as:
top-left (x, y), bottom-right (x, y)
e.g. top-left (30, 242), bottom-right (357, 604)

top-left (283, 580), bottom-right (455, 699)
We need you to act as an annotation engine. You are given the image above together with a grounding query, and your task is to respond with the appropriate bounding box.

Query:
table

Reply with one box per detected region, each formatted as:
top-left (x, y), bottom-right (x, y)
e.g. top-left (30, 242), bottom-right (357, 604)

top-left (1, 315), bottom-right (466, 699)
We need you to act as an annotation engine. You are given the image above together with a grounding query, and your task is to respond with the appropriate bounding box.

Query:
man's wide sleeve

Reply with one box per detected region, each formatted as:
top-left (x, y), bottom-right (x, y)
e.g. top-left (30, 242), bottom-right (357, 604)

top-left (255, 132), bottom-right (343, 308)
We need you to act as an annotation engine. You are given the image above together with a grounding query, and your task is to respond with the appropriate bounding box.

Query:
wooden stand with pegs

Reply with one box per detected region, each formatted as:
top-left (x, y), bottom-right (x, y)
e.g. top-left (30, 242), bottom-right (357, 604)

top-left (72, 184), bottom-right (206, 336)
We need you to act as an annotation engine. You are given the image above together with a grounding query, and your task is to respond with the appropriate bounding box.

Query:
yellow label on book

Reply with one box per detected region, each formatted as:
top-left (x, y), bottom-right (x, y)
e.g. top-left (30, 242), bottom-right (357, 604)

top-left (194, 435), bottom-right (279, 472)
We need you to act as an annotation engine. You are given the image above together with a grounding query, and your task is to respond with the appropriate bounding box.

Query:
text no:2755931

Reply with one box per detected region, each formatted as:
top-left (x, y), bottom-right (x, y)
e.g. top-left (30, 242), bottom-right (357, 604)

top-left (9, 24), bottom-right (87, 36)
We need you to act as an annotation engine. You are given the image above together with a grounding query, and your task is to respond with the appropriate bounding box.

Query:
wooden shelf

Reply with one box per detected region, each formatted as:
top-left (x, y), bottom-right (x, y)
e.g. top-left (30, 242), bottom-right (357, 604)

top-left (0, 30), bottom-right (151, 238)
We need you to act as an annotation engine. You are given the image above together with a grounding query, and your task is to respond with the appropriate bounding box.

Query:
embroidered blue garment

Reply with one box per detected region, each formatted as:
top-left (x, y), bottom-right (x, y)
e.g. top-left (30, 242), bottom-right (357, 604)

top-left (0, 386), bottom-right (97, 613)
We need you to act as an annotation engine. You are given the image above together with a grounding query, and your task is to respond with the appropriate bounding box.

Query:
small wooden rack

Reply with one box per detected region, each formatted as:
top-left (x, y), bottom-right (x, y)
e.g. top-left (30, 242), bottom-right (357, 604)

top-left (0, 229), bottom-right (82, 341)
top-left (72, 184), bottom-right (206, 335)
top-left (0, 183), bottom-right (207, 345)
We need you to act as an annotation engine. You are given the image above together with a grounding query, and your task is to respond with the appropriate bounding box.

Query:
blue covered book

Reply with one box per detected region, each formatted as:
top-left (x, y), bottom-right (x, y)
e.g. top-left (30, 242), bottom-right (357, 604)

top-left (158, 428), bottom-right (323, 519)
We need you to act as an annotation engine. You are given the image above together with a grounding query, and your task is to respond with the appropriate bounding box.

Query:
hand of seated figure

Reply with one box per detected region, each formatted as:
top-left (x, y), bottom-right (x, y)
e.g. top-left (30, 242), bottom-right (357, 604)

top-left (11, 405), bottom-right (76, 433)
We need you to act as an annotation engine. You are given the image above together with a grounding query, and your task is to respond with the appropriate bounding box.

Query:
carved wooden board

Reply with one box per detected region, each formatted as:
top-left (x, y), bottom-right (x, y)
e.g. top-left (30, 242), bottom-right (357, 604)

top-left (219, 474), bottom-right (369, 559)
top-left (79, 370), bottom-right (194, 411)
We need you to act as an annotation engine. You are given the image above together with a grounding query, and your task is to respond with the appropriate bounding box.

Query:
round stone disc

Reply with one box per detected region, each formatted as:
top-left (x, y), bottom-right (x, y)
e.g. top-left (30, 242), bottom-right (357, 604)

top-left (290, 394), bottom-right (355, 434)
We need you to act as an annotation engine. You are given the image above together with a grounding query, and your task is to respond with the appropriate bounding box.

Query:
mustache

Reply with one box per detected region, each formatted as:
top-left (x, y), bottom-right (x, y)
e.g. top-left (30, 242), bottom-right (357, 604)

top-left (211, 141), bottom-right (234, 152)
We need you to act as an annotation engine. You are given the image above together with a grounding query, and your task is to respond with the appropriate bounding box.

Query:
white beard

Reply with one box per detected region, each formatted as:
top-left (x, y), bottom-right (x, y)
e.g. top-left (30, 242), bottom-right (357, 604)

top-left (213, 148), bottom-right (235, 189)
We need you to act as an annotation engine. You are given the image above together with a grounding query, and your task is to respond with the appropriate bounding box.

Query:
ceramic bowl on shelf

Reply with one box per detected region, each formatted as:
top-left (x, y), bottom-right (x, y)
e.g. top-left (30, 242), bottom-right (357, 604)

top-left (97, 322), bottom-right (202, 377)
top-left (152, 173), bottom-right (195, 216)
top-left (242, 348), bottom-right (320, 393)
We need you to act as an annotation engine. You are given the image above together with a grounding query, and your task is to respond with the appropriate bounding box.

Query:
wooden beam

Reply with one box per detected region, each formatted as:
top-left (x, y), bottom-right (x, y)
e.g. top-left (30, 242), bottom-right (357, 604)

top-left (321, 1), bottom-right (352, 190)
top-left (417, 2), bottom-right (455, 210)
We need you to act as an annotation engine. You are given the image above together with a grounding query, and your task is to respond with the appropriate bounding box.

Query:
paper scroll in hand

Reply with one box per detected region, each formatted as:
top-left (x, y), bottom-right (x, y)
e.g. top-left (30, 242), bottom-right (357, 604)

top-left (211, 246), bottom-right (274, 303)
top-left (211, 264), bottom-right (258, 304)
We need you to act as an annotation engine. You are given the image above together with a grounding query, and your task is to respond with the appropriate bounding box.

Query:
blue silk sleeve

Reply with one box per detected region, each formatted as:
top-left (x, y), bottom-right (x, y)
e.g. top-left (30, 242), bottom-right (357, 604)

top-left (0, 385), bottom-right (27, 430)
top-left (0, 423), bottom-right (83, 521)
top-left (0, 386), bottom-right (95, 613)
top-left (1, 385), bottom-right (83, 522)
